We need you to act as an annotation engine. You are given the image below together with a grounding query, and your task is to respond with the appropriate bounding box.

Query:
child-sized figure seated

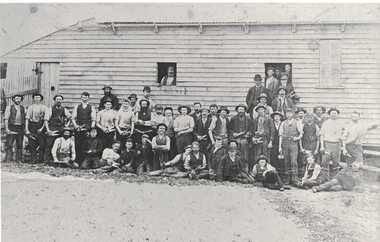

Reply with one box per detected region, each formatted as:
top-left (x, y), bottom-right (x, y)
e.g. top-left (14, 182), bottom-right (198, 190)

top-left (99, 141), bottom-right (121, 172)
top-left (184, 141), bottom-right (209, 180)
top-left (119, 138), bottom-right (138, 173)
top-left (251, 155), bottom-right (286, 191)
top-left (217, 145), bottom-right (254, 184)
top-left (296, 153), bottom-right (322, 189)
top-left (80, 128), bottom-right (103, 169)
top-left (312, 161), bottom-right (363, 193)
top-left (51, 127), bottom-right (78, 168)
top-left (135, 134), bottom-right (153, 174)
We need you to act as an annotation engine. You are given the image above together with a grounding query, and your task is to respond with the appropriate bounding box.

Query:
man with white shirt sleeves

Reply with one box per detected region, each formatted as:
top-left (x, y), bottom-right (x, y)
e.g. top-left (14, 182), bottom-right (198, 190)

top-left (115, 98), bottom-right (135, 148)
top-left (72, 92), bottom-right (96, 165)
top-left (51, 127), bottom-right (77, 168)
top-left (96, 99), bottom-right (117, 149)
top-left (320, 108), bottom-right (347, 179)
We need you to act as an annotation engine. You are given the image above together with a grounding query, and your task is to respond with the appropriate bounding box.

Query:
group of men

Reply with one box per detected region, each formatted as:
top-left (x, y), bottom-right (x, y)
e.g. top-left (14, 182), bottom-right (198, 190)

top-left (3, 71), bottom-right (378, 191)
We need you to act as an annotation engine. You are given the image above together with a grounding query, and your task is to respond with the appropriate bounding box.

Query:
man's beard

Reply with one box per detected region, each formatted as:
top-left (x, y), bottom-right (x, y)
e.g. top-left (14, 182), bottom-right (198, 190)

top-left (56, 102), bottom-right (62, 106)
top-left (193, 150), bottom-right (199, 154)
top-left (238, 112), bottom-right (244, 116)
top-left (195, 109), bottom-right (201, 114)
top-left (63, 135), bottom-right (71, 139)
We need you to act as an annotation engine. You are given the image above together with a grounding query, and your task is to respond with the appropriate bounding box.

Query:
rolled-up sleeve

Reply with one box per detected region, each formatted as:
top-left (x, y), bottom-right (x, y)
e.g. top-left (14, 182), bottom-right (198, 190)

top-left (91, 106), bottom-right (97, 121)
top-left (72, 106), bottom-right (78, 120)
top-left (278, 122), bottom-right (284, 136)
top-left (44, 107), bottom-right (52, 121)
top-left (4, 106), bottom-right (10, 120)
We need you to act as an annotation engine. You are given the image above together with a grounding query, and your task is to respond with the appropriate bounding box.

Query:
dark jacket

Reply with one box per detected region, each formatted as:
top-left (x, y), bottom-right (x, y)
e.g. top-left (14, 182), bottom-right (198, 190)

top-left (217, 154), bottom-right (244, 182)
top-left (99, 93), bottom-right (119, 111)
top-left (229, 115), bottom-right (252, 140)
top-left (82, 137), bottom-right (103, 157)
top-left (251, 115), bottom-right (275, 141)
top-left (246, 85), bottom-right (270, 113)
top-left (120, 148), bottom-right (138, 168)
top-left (193, 117), bottom-right (212, 141)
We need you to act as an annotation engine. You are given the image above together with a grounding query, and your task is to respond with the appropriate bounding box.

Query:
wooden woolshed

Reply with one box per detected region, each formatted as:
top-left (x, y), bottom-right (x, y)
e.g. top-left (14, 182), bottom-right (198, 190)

top-left (1, 14), bottom-right (380, 146)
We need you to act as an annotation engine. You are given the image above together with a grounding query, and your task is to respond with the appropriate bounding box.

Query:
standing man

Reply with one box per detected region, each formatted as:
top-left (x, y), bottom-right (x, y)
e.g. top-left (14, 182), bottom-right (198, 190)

top-left (278, 108), bottom-right (303, 185)
top-left (209, 104), bottom-right (218, 118)
top-left (4, 94), bottom-right (26, 163)
top-left (137, 86), bottom-right (155, 113)
top-left (160, 65), bottom-right (176, 86)
top-left (190, 102), bottom-right (202, 122)
top-left (265, 66), bottom-right (279, 102)
top-left (299, 113), bottom-right (320, 176)
top-left (96, 99), bottom-right (117, 148)
top-left (25, 93), bottom-right (47, 164)
top-left (295, 108), bottom-right (307, 127)
top-left (320, 108), bottom-right (347, 179)
top-left (313, 105), bottom-right (327, 129)
top-left (209, 105), bottom-right (230, 147)
top-left (285, 64), bottom-right (292, 84)
top-left (134, 99), bottom-right (154, 142)
top-left (252, 93), bottom-right (273, 119)
top-left (193, 107), bottom-right (212, 155)
top-left (246, 74), bottom-right (269, 119)
top-left (72, 92), bottom-right (96, 165)
top-left (344, 111), bottom-right (379, 168)
top-left (115, 99), bottom-right (135, 149)
top-left (271, 86), bottom-right (295, 116)
top-left (270, 111), bottom-right (285, 180)
top-left (44, 94), bottom-right (72, 163)
top-left (251, 104), bottom-right (275, 164)
top-left (274, 67), bottom-right (282, 80)
top-left (128, 93), bottom-right (139, 113)
top-left (99, 85), bottom-right (119, 111)
top-left (150, 104), bottom-right (165, 129)
top-left (174, 105), bottom-right (194, 153)
top-left (229, 104), bottom-right (252, 172)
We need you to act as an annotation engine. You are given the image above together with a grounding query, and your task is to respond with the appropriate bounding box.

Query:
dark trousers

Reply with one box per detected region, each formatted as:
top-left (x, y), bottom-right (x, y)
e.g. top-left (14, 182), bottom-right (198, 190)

top-left (256, 170), bottom-right (284, 189)
top-left (253, 137), bottom-right (270, 163)
top-left (28, 121), bottom-right (45, 163)
top-left (282, 139), bottom-right (298, 184)
top-left (81, 156), bottom-right (101, 169)
top-left (152, 150), bottom-right (169, 171)
top-left (5, 124), bottom-right (24, 162)
top-left (99, 130), bottom-right (115, 149)
top-left (176, 133), bottom-right (193, 154)
top-left (74, 130), bottom-right (88, 165)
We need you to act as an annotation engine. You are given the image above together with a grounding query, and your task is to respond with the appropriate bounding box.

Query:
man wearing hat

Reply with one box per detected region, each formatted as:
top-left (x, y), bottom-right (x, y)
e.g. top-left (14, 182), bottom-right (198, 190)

top-left (252, 93), bottom-right (273, 119)
top-left (274, 66), bottom-right (282, 81)
top-left (80, 128), bottom-right (103, 169)
top-left (295, 108), bottom-right (307, 127)
top-left (25, 93), bottom-right (48, 163)
top-left (246, 74), bottom-right (270, 119)
top-left (271, 85), bottom-right (295, 116)
top-left (320, 108), bottom-right (347, 179)
top-left (274, 73), bottom-right (299, 103)
top-left (151, 104), bottom-right (165, 130)
top-left (193, 107), bottom-right (212, 155)
top-left (115, 99), bottom-right (135, 149)
top-left (313, 105), bottom-right (327, 129)
top-left (51, 127), bottom-right (77, 168)
top-left (184, 141), bottom-right (209, 180)
top-left (174, 105), bottom-right (194, 153)
top-left (208, 105), bottom-right (230, 147)
top-left (137, 86), bottom-right (155, 113)
top-left (251, 155), bottom-right (285, 191)
top-left (135, 134), bottom-right (154, 174)
top-left (190, 102), bottom-right (202, 122)
top-left (152, 123), bottom-right (171, 171)
top-left (216, 145), bottom-right (254, 184)
top-left (96, 98), bottom-right (117, 149)
top-left (72, 92), bottom-right (96, 165)
top-left (4, 94), bottom-right (26, 162)
top-left (135, 99), bottom-right (154, 143)
top-left (229, 103), bottom-right (252, 172)
top-left (43, 94), bottom-right (72, 163)
top-left (278, 108), bottom-right (303, 185)
top-left (270, 111), bottom-right (285, 179)
top-left (209, 103), bottom-right (218, 118)
top-left (208, 136), bottom-right (227, 180)
top-left (98, 85), bottom-right (119, 111)
top-left (251, 104), bottom-right (275, 165)
top-left (265, 66), bottom-right (279, 102)
top-left (128, 93), bottom-right (139, 113)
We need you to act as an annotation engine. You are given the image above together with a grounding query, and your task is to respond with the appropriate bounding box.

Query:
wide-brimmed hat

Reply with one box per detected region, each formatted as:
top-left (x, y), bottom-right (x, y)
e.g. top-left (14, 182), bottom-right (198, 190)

top-left (277, 86), bottom-right (287, 94)
top-left (143, 86), bottom-right (151, 92)
top-left (295, 108), bottom-right (307, 114)
top-left (257, 93), bottom-right (268, 101)
top-left (201, 108), bottom-right (210, 113)
top-left (164, 107), bottom-right (173, 113)
top-left (256, 155), bottom-right (268, 163)
top-left (178, 105), bottom-right (191, 114)
top-left (53, 94), bottom-right (64, 101)
top-left (102, 85), bottom-right (112, 90)
top-left (157, 123), bottom-right (168, 131)
top-left (313, 105), bottom-right (326, 114)
top-left (128, 93), bottom-right (137, 100)
top-left (270, 111), bottom-right (284, 120)
top-left (12, 94), bottom-right (23, 101)
top-left (155, 104), bottom-right (163, 110)
top-left (328, 108), bottom-right (340, 115)
top-left (235, 103), bottom-right (248, 112)
top-left (32, 93), bottom-right (44, 101)
top-left (254, 104), bottom-right (267, 112)
top-left (254, 74), bottom-right (263, 81)
top-left (139, 99), bottom-right (150, 107)
top-left (218, 105), bottom-right (230, 114)
top-left (61, 126), bottom-right (73, 134)
top-left (209, 103), bottom-right (218, 109)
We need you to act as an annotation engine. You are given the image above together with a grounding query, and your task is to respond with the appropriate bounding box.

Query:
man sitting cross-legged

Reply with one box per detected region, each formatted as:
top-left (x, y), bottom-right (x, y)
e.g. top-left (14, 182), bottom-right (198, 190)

top-left (183, 141), bottom-right (209, 180)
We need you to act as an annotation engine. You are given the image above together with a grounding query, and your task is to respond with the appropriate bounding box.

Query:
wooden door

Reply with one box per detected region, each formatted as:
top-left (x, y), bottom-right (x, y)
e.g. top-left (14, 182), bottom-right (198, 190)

top-left (37, 62), bottom-right (60, 106)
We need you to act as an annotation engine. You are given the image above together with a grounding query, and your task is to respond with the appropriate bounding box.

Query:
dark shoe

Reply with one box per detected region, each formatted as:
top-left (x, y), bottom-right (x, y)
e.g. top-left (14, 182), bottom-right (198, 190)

top-left (279, 187), bottom-right (285, 192)
top-left (283, 185), bottom-right (291, 190)
top-left (311, 187), bottom-right (318, 193)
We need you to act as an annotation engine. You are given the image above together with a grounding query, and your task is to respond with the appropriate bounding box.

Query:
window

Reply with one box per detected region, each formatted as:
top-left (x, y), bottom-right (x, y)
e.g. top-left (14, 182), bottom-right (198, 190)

top-left (157, 62), bottom-right (177, 86)
top-left (319, 39), bottom-right (342, 87)
top-left (0, 63), bottom-right (7, 79)
top-left (264, 63), bottom-right (292, 84)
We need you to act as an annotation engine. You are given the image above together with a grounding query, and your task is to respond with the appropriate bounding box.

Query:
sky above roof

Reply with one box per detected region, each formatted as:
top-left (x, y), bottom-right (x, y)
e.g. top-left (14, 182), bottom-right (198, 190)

top-left (0, 3), bottom-right (379, 55)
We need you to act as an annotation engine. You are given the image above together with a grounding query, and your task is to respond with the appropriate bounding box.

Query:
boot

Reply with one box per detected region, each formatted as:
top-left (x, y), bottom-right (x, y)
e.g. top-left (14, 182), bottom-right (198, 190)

top-left (29, 150), bottom-right (37, 164)
top-left (15, 148), bottom-right (23, 163)
top-left (5, 149), bottom-right (13, 162)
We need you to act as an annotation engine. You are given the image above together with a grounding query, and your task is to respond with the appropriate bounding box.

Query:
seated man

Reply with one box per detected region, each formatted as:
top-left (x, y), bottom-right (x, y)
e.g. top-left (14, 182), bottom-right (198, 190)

top-left (51, 127), bottom-right (77, 168)
top-left (296, 153), bottom-right (322, 189)
top-left (99, 141), bottom-right (121, 173)
top-left (152, 123), bottom-right (171, 171)
top-left (217, 145), bottom-right (254, 184)
top-left (312, 161), bottom-right (363, 193)
top-left (81, 128), bottom-right (103, 169)
top-left (135, 134), bottom-right (154, 174)
top-left (119, 138), bottom-right (138, 173)
top-left (159, 65), bottom-right (176, 86)
top-left (251, 155), bottom-right (286, 191)
top-left (184, 141), bottom-right (208, 180)
top-left (208, 136), bottom-right (227, 180)
top-left (149, 145), bottom-right (191, 178)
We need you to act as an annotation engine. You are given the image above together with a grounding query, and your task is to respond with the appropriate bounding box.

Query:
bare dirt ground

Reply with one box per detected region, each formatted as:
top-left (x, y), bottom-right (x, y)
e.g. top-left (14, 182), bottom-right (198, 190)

top-left (1, 162), bottom-right (380, 242)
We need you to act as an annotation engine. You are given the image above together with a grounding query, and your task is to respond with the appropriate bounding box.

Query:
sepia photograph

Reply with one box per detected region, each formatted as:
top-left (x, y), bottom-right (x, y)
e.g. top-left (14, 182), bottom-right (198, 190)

top-left (1, 1), bottom-right (379, 241)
